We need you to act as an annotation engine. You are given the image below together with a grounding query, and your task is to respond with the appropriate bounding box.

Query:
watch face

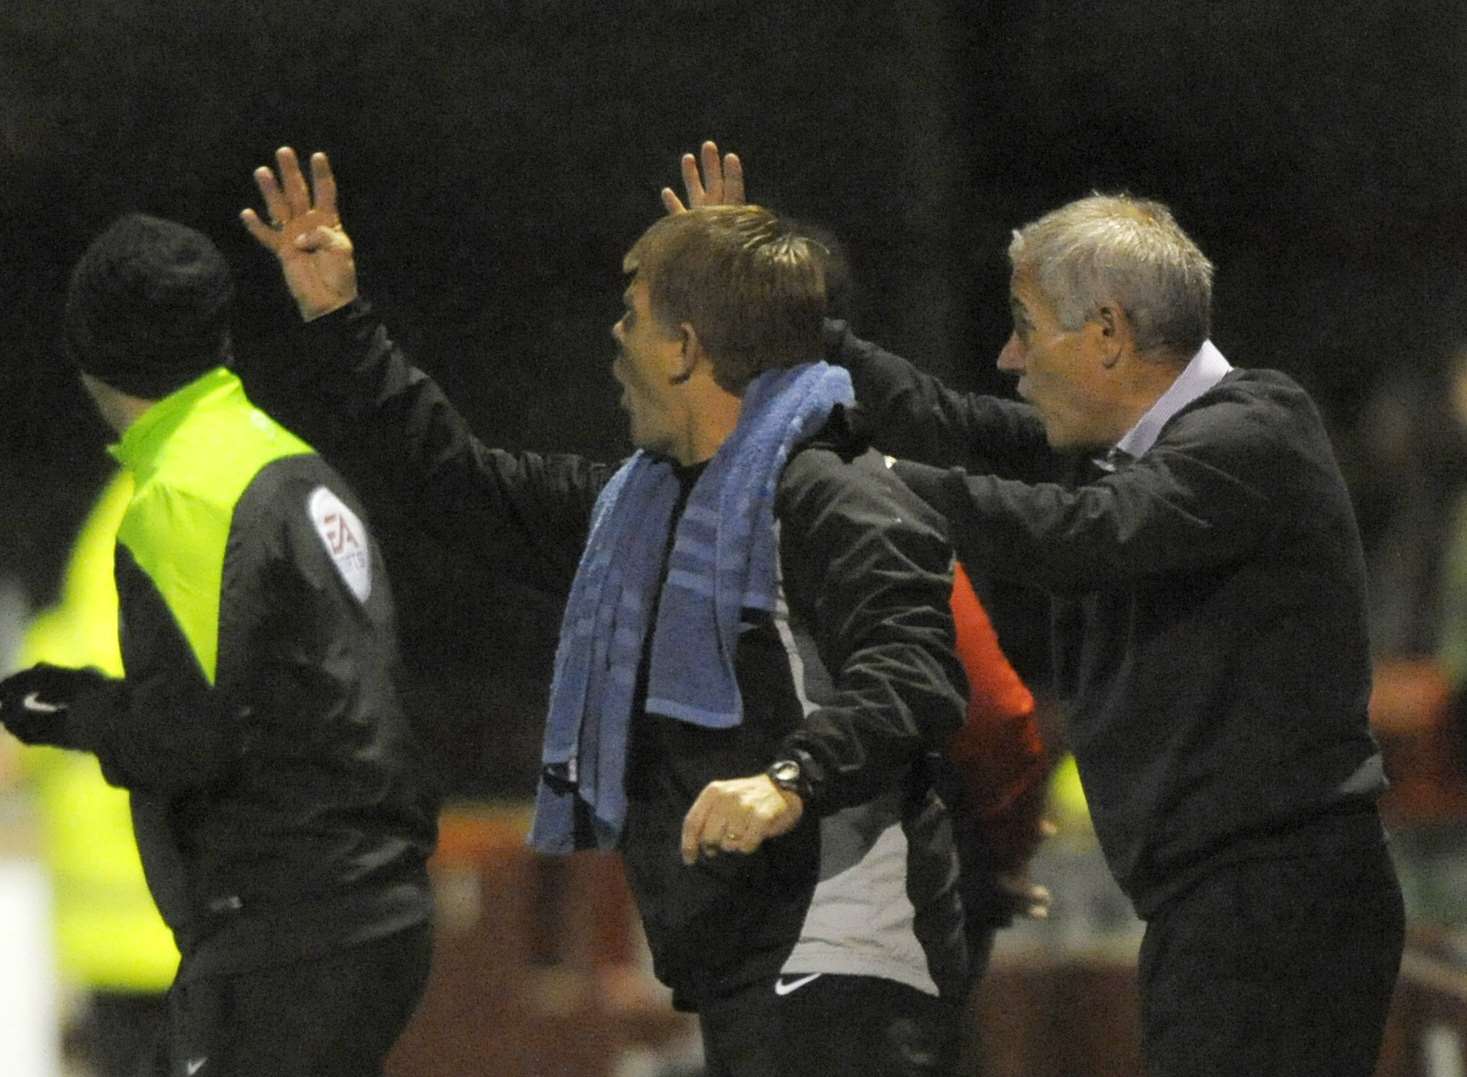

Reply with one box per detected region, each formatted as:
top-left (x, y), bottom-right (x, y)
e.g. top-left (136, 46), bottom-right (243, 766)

top-left (771, 760), bottom-right (800, 783)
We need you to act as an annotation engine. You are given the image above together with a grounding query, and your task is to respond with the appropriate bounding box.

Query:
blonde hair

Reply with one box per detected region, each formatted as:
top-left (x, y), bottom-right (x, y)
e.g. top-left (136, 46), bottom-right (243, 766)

top-left (626, 205), bottom-right (828, 392)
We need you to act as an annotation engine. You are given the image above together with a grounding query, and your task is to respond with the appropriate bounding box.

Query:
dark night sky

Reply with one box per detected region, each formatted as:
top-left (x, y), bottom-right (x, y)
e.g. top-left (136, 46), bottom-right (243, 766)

top-left (2, 0), bottom-right (1463, 793)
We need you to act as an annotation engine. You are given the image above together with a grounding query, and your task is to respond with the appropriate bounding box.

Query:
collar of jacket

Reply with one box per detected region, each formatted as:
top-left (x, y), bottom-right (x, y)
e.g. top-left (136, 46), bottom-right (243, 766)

top-left (108, 366), bottom-right (241, 476)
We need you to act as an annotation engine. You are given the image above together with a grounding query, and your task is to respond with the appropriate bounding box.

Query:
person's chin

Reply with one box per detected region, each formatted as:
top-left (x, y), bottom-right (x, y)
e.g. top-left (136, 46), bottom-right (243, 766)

top-left (626, 426), bottom-right (661, 456)
top-left (1039, 419), bottom-right (1066, 450)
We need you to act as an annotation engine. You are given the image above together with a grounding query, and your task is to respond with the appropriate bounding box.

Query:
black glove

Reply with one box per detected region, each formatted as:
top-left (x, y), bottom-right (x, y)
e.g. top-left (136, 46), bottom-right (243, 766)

top-left (0, 663), bottom-right (110, 748)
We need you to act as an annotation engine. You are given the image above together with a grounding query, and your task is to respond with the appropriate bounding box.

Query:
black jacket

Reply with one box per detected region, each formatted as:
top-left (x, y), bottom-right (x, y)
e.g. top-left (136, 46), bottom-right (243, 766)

top-left (68, 369), bottom-right (436, 981)
top-left (268, 300), bottom-right (971, 1006)
top-left (830, 324), bottom-right (1388, 916)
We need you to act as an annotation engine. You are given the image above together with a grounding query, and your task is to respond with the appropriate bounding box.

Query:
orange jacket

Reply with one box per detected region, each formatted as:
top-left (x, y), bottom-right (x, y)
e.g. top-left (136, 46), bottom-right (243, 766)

top-left (946, 562), bottom-right (1047, 872)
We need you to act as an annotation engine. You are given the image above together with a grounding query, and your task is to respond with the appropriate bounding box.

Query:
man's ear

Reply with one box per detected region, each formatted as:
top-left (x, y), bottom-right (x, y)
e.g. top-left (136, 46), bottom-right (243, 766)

top-left (1092, 303), bottom-right (1134, 369)
top-left (670, 322), bottom-right (703, 385)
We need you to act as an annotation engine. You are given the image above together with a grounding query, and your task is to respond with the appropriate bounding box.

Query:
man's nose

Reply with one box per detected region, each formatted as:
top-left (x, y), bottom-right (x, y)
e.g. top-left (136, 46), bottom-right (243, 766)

top-left (997, 333), bottom-right (1024, 373)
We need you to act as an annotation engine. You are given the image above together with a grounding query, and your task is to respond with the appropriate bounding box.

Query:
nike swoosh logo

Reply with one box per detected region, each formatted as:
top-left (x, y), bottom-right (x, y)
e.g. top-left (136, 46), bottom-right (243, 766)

top-left (185, 1058), bottom-right (208, 1076)
top-left (773, 972), bottom-right (823, 996)
top-left (21, 693), bottom-right (62, 715)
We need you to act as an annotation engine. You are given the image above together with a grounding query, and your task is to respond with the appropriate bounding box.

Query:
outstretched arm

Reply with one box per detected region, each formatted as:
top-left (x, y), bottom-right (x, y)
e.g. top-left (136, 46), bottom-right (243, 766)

top-left (239, 146), bottom-right (607, 592)
top-left (241, 147), bottom-right (357, 321)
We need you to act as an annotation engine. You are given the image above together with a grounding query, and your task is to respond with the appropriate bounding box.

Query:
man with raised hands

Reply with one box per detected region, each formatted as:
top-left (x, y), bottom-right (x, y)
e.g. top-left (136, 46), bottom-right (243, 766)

top-left (242, 146), bottom-right (972, 1076)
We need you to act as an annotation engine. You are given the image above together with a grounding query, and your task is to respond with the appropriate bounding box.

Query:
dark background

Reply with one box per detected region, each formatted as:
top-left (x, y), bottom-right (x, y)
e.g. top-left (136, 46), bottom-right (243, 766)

top-left (3, 0), bottom-right (1464, 795)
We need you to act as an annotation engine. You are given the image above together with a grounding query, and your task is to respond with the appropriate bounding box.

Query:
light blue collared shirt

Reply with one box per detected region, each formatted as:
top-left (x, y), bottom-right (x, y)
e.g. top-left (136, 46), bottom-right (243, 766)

top-left (1096, 340), bottom-right (1233, 470)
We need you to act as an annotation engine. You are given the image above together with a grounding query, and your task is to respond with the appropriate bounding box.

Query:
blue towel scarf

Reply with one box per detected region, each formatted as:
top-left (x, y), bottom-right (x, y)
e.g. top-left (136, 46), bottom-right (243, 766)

top-left (529, 361), bottom-right (854, 853)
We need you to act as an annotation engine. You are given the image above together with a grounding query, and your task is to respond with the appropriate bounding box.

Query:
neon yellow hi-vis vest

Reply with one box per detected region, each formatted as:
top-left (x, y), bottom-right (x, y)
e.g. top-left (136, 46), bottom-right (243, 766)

top-left (108, 366), bottom-right (314, 684)
top-left (19, 471), bottom-right (179, 991)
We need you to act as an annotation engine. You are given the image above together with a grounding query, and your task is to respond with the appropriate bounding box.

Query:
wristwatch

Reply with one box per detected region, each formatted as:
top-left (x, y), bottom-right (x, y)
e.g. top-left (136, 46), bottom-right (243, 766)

top-left (765, 758), bottom-right (812, 803)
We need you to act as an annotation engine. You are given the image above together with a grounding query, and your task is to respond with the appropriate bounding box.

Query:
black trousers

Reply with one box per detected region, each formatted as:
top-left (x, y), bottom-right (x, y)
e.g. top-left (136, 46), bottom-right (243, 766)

top-left (84, 990), bottom-right (168, 1077)
top-left (143, 922), bottom-right (432, 1077)
top-left (1137, 841), bottom-right (1404, 1077)
top-left (698, 973), bottom-right (961, 1077)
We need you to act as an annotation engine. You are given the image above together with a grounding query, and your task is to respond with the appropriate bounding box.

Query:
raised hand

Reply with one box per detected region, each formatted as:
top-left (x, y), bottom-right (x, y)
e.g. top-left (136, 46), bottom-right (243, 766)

top-left (660, 140), bottom-right (745, 215)
top-left (241, 147), bottom-right (357, 321)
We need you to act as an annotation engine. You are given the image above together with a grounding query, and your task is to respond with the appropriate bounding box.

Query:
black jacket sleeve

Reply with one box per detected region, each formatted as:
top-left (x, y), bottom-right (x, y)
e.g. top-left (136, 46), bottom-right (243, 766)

top-left (69, 545), bottom-right (248, 795)
top-left (772, 447), bottom-right (968, 813)
top-left (893, 381), bottom-right (1282, 595)
top-left (825, 320), bottom-right (1063, 482)
top-left (271, 299), bottom-right (612, 597)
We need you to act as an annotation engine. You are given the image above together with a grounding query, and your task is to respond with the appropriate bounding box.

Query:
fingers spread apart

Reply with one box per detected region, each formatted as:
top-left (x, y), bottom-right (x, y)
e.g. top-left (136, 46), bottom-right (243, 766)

top-left (664, 139), bottom-right (745, 215)
top-left (240, 147), bottom-right (341, 252)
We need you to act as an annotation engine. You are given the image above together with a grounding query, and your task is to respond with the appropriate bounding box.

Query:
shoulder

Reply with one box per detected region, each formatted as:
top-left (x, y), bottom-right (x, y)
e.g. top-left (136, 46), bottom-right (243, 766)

top-left (224, 454), bottom-right (384, 607)
top-left (134, 396), bottom-right (318, 516)
top-left (120, 474), bottom-right (233, 550)
top-left (233, 453), bottom-right (373, 543)
top-left (1162, 369), bottom-right (1328, 459)
top-left (1140, 370), bottom-right (1353, 519)
top-left (1184, 368), bottom-right (1320, 424)
top-left (778, 444), bottom-right (948, 543)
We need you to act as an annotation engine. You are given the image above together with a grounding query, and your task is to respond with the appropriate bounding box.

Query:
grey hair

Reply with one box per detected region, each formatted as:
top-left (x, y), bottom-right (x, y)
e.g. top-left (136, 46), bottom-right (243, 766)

top-left (1007, 194), bottom-right (1214, 359)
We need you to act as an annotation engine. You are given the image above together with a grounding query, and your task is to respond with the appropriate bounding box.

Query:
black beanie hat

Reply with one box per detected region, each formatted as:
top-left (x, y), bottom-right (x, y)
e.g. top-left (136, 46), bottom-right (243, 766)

top-left (64, 213), bottom-right (234, 399)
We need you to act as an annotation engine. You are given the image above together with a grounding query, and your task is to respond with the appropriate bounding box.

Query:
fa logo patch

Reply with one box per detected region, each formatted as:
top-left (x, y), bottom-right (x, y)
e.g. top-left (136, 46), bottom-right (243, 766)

top-left (308, 486), bottom-right (372, 603)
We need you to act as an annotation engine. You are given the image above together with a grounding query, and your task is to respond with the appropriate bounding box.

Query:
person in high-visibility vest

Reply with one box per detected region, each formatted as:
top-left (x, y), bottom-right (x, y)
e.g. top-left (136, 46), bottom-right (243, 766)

top-left (0, 212), bottom-right (437, 1077)
top-left (15, 471), bottom-right (178, 1077)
